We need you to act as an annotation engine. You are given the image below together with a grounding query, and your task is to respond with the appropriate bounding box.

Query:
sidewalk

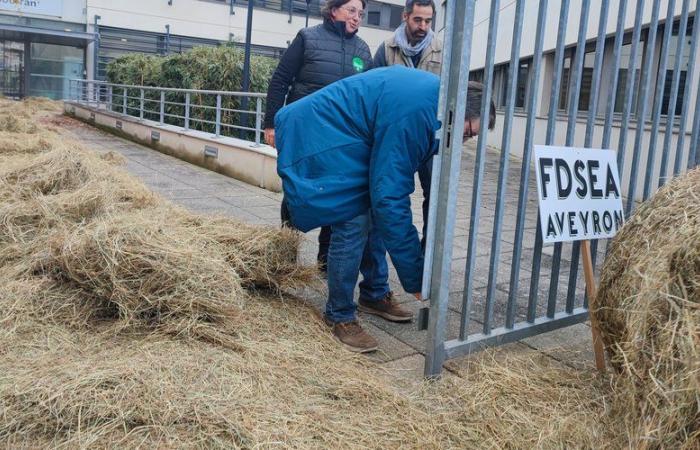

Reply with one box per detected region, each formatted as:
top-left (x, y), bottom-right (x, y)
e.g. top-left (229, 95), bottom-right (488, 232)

top-left (63, 119), bottom-right (596, 378)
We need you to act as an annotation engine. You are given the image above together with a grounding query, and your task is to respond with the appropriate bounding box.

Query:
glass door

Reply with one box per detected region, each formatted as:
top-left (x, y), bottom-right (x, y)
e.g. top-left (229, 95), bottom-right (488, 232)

top-left (0, 41), bottom-right (25, 98)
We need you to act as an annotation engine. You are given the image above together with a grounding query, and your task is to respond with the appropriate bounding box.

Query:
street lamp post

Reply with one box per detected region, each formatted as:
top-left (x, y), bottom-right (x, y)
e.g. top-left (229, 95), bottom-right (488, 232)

top-left (240, 0), bottom-right (254, 138)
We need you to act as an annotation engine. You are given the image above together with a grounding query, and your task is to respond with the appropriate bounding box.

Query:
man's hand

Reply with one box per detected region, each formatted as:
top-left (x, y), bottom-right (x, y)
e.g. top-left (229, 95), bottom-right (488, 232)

top-left (413, 292), bottom-right (423, 301)
top-left (264, 128), bottom-right (276, 148)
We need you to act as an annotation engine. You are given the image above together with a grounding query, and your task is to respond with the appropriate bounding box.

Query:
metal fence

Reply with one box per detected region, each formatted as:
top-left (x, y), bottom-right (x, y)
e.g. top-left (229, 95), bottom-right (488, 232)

top-left (423, 0), bottom-right (700, 377)
top-left (68, 79), bottom-right (267, 144)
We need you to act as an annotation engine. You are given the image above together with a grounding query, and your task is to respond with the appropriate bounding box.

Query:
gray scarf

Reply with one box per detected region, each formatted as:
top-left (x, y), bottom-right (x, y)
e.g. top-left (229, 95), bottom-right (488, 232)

top-left (393, 22), bottom-right (434, 60)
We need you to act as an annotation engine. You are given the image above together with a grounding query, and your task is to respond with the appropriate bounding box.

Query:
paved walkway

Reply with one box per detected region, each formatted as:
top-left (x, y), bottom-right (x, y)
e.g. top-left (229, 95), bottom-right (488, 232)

top-left (63, 119), bottom-right (598, 377)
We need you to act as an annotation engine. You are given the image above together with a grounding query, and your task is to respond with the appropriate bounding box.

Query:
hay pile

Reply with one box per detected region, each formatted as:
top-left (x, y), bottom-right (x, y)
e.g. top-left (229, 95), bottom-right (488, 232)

top-left (0, 97), bottom-right (678, 448)
top-left (596, 168), bottom-right (700, 448)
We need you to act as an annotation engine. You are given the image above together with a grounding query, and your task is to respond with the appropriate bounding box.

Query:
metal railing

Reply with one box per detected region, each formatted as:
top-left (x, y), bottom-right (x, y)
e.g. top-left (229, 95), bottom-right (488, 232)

top-left (68, 79), bottom-right (267, 145)
top-left (423, 0), bottom-right (700, 377)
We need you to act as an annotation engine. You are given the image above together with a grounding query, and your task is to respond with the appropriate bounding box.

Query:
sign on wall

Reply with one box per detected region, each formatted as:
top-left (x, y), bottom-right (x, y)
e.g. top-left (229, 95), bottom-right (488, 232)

top-left (0, 0), bottom-right (63, 17)
top-left (534, 145), bottom-right (624, 244)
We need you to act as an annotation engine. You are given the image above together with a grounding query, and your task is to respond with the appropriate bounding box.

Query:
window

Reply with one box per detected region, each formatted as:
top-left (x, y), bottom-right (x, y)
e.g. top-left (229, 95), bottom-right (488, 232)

top-left (614, 41), bottom-right (644, 114)
top-left (515, 60), bottom-right (530, 108)
top-left (389, 5), bottom-right (403, 29)
top-left (368, 11), bottom-right (381, 26)
top-left (558, 54), bottom-right (572, 110)
top-left (577, 50), bottom-right (596, 111)
top-left (660, 16), bottom-right (693, 116)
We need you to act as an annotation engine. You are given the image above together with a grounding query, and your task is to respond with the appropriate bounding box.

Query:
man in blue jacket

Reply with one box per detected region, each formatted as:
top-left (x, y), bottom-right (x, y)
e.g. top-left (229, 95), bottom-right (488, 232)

top-left (275, 66), bottom-right (495, 352)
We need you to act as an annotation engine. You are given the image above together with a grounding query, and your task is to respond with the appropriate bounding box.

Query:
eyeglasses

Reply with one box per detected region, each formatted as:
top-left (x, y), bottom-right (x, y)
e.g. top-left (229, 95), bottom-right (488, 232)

top-left (339, 5), bottom-right (366, 19)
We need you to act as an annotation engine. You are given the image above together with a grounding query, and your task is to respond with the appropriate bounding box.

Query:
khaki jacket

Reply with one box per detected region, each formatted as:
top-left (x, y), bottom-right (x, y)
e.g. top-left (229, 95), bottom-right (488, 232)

top-left (382, 35), bottom-right (443, 75)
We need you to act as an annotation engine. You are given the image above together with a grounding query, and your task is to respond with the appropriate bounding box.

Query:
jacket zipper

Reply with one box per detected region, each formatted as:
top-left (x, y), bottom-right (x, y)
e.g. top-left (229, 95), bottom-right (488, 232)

top-left (341, 34), bottom-right (346, 76)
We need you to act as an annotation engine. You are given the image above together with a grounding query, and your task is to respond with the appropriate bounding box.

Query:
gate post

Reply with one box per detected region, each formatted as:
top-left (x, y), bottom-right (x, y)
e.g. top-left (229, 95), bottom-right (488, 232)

top-left (423, 0), bottom-right (476, 378)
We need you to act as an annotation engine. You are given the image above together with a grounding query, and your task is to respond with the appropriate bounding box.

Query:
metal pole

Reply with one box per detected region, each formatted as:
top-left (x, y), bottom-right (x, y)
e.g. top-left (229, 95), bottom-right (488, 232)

top-left (255, 97), bottom-right (262, 145)
top-left (424, 0), bottom-right (476, 378)
top-left (460, 0), bottom-right (501, 339)
top-left (93, 15), bottom-right (101, 80)
top-left (160, 90), bottom-right (165, 124)
top-left (140, 88), bottom-right (144, 119)
top-left (240, 0), bottom-right (254, 138)
top-left (508, 0), bottom-right (549, 326)
top-left (644, 0), bottom-right (678, 197)
top-left (626, 0), bottom-right (661, 216)
top-left (108, 85), bottom-right (112, 111)
top-left (123, 87), bottom-right (127, 114)
top-left (306, 0), bottom-right (311, 27)
top-left (487, 0), bottom-right (525, 332)
top-left (165, 25), bottom-right (171, 55)
top-left (185, 92), bottom-right (190, 130)
top-left (215, 94), bottom-right (222, 137)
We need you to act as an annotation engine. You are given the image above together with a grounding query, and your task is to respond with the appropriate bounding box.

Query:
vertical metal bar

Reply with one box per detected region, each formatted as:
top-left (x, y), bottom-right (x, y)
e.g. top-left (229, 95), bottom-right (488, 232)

top-left (671, 1), bottom-right (692, 175)
top-left (528, 0), bottom-right (570, 321)
top-left (215, 94), bottom-right (222, 137)
top-left (626, 0), bottom-right (662, 216)
top-left (422, 0), bottom-right (458, 299)
top-left (185, 92), bottom-right (190, 130)
top-left (460, 0), bottom-right (501, 339)
top-left (688, 60), bottom-right (700, 169)
top-left (107, 85), bottom-right (113, 111)
top-left (594, 0), bottom-right (630, 280)
top-left (140, 88), bottom-right (144, 120)
top-left (616, 0), bottom-right (646, 182)
top-left (602, 0), bottom-right (629, 150)
top-left (507, 0), bottom-right (548, 328)
top-left (555, 0), bottom-right (592, 316)
top-left (488, 0), bottom-right (525, 332)
top-left (574, 0), bottom-right (611, 310)
top-left (160, 90), bottom-right (165, 124)
top-left (680, 0), bottom-right (700, 171)
top-left (424, 0), bottom-right (476, 378)
top-left (122, 87), bottom-right (127, 114)
top-left (255, 97), bottom-right (263, 145)
top-left (645, 0), bottom-right (680, 196)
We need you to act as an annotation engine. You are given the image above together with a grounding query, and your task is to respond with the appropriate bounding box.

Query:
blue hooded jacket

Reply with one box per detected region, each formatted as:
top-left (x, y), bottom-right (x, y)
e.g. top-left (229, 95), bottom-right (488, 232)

top-left (275, 66), bottom-right (440, 293)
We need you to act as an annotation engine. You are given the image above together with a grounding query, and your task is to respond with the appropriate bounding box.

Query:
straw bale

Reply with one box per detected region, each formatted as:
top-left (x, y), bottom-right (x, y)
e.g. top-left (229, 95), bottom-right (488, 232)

top-left (0, 132), bottom-right (54, 155)
top-left (36, 209), bottom-right (245, 340)
top-left (595, 167), bottom-right (700, 447)
top-left (183, 214), bottom-right (318, 291)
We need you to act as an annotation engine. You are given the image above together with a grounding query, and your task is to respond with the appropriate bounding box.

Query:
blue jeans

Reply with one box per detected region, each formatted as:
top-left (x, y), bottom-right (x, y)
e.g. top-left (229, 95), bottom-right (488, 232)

top-left (325, 213), bottom-right (390, 323)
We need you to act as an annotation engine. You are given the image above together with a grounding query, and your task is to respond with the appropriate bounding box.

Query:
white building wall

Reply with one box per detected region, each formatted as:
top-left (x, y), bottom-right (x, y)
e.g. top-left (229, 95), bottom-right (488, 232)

top-left (86, 0), bottom-right (396, 53)
top-left (0, 0), bottom-right (86, 24)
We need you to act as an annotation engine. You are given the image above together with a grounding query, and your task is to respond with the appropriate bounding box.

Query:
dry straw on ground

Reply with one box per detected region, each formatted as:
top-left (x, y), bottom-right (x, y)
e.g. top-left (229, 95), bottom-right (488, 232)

top-left (0, 97), bottom-right (694, 448)
top-left (596, 167), bottom-right (700, 448)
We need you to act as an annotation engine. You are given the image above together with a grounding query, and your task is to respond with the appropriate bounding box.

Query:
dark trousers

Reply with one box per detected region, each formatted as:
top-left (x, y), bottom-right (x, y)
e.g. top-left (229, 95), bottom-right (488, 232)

top-left (418, 156), bottom-right (433, 252)
top-left (281, 197), bottom-right (331, 268)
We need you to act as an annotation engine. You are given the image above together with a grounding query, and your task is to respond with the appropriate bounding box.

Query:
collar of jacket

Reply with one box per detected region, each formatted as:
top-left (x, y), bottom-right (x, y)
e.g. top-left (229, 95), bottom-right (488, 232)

top-left (387, 33), bottom-right (441, 53)
top-left (323, 18), bottom-right (358, 38)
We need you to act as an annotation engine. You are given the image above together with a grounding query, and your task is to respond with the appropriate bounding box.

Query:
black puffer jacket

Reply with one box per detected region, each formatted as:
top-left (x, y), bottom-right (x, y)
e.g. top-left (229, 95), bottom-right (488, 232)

top-left (263, 19), bottom-right (372, 129)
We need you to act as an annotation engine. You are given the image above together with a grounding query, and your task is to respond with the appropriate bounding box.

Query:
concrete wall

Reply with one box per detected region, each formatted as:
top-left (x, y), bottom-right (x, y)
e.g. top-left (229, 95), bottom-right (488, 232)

top-left (65, 101), bottom-right (282, 192)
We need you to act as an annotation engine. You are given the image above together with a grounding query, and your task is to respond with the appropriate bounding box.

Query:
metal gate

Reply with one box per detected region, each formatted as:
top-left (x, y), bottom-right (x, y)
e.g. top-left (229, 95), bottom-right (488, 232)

top-left (423, 0), bottom-right (700, 376)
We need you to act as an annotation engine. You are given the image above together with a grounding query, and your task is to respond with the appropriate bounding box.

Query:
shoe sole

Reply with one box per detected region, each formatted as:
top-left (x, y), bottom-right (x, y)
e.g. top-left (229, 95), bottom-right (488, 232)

top-left (358, 305), bottom-right (413, 323)
top-left (333, 335), bottom-right (378, 353)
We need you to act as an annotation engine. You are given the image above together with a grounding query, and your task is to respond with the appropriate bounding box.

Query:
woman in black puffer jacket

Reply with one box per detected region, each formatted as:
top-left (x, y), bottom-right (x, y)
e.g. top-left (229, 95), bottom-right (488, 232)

top-left (264, 0), bottom-right (372, 272)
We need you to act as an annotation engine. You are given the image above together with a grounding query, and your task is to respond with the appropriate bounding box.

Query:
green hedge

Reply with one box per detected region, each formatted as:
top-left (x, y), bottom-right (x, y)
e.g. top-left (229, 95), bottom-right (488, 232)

top-left (106, 46), bottom-right (277, 138)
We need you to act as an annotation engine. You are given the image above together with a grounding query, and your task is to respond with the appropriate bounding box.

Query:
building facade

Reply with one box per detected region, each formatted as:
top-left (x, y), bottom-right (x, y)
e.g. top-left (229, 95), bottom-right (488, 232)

top-left (0, 0), bottom-right (402, 99)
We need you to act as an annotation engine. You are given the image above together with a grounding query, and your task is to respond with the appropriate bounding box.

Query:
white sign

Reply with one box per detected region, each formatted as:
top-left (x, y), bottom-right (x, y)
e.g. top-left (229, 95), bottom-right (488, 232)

top-left (0, 0), bottom-right (63, 17)
top-left (534, 145), bottom-right (624, 244)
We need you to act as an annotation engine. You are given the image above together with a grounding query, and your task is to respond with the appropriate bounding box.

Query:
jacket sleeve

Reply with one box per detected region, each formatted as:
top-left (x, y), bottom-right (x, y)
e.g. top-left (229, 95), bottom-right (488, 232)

top-left (264, 33), bottom-right (305, 129)
top-left (369, 115), bottom-right (431, 294)
top-left (372, 43), bottom-right (387, 68)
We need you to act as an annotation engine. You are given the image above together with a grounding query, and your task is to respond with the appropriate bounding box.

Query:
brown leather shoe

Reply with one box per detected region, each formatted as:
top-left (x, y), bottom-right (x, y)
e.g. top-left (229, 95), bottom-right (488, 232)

top-left (325, 318), bottom-right (378, 353)
top-left (358, 292), bottom-right (413, 323)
